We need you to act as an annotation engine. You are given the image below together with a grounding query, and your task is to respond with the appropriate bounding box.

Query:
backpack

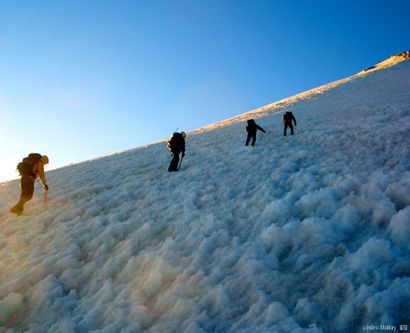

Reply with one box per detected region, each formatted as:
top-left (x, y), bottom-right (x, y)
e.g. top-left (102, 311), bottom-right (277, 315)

top-left (167, 132), bottom-right (184, 152)
top-left (17, 153), bottom-right (42, 177)
top-left (283, 112), bottom-right (293, 123)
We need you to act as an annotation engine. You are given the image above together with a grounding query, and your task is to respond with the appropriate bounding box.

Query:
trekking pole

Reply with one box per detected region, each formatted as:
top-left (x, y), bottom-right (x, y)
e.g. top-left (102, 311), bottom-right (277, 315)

top-left (259, 132), bottom-right (265, 143)
top-left (43, 189), bottom-right (48, 209)
top-left (178, 155), bottom-right (184, 171)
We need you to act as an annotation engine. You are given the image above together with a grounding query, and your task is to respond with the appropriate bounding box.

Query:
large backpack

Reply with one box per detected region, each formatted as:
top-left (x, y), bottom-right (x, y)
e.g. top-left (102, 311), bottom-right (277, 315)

top-left (283, 112), bottom-right (293, 124)
top-left (17, 153), bottom-right (42, 177)
top-left (246, 119), bottom-right (257, 135)
top-left (167, 132), bottom-right (184, 152)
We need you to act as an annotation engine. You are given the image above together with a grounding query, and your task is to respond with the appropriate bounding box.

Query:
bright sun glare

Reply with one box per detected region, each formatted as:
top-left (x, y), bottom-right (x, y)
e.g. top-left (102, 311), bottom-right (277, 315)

top-left (0, 162), bottom-right (18, 183)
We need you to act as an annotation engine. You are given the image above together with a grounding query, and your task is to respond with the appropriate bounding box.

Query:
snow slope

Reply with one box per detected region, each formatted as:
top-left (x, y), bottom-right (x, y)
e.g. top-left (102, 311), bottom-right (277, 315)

top-left (0, 56), bottom-right (409, 333)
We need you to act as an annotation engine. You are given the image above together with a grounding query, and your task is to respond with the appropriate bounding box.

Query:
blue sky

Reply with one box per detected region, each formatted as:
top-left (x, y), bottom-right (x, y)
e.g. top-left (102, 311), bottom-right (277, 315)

top-left (0, 0), bottom-right (408, 182)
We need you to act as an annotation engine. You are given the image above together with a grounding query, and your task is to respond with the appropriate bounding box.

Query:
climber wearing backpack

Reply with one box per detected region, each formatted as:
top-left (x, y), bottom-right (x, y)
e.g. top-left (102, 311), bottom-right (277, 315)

top-left (10, 153), bottom-right (49, 215)
top-left (245, 119), bottom-right (266, 146)
top-left (167, 132), bottom-right (186, 172)
top-left (282, 111), bottom-right (297, 136)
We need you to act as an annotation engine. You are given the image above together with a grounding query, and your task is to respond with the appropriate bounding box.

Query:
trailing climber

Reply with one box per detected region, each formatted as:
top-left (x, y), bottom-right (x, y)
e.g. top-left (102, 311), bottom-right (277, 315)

top-left (10, 153), bottom-right (49, 215)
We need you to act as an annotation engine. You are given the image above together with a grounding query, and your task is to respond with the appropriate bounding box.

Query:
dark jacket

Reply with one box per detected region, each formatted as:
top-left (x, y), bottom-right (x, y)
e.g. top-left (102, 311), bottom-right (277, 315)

top-left (282, 112), bottom-right (297, 126)
top-left (246, 119), bottom-right (265, 136)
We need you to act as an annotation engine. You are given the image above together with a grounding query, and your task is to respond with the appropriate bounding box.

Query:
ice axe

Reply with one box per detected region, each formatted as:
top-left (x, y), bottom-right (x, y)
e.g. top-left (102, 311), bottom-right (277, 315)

top-left (259, 131), bottom-right (266, 143)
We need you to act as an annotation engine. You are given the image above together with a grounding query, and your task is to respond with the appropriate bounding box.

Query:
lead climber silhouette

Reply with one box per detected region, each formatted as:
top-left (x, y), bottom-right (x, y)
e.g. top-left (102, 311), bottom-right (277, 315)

top-left (245, 119), bottom-right (265, 146)
top-left (10, 153), bottom-right (49, 215)
top-left (167, 132), bottom-right (186, 172)
top-left (282, 111), bottom-right (297, 136)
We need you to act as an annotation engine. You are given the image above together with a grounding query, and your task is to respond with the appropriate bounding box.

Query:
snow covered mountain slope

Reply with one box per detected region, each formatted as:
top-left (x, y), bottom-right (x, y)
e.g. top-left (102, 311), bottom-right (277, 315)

top-left (0, 56), bottom-right (409, 333)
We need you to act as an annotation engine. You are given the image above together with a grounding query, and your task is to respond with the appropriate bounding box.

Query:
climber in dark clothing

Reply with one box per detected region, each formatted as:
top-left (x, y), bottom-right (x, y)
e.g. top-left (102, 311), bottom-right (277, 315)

top-left (282, 111), bottom-right (297, 136)
top-left (245, 119), bottom-right (266, 146)
top-left (167, 132), bottom-right (186, 172)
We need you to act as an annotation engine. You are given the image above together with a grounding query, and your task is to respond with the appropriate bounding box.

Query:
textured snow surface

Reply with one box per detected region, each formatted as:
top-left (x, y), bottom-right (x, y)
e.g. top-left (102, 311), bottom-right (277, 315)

top-left (0, 60), bottom-right (409, 333)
